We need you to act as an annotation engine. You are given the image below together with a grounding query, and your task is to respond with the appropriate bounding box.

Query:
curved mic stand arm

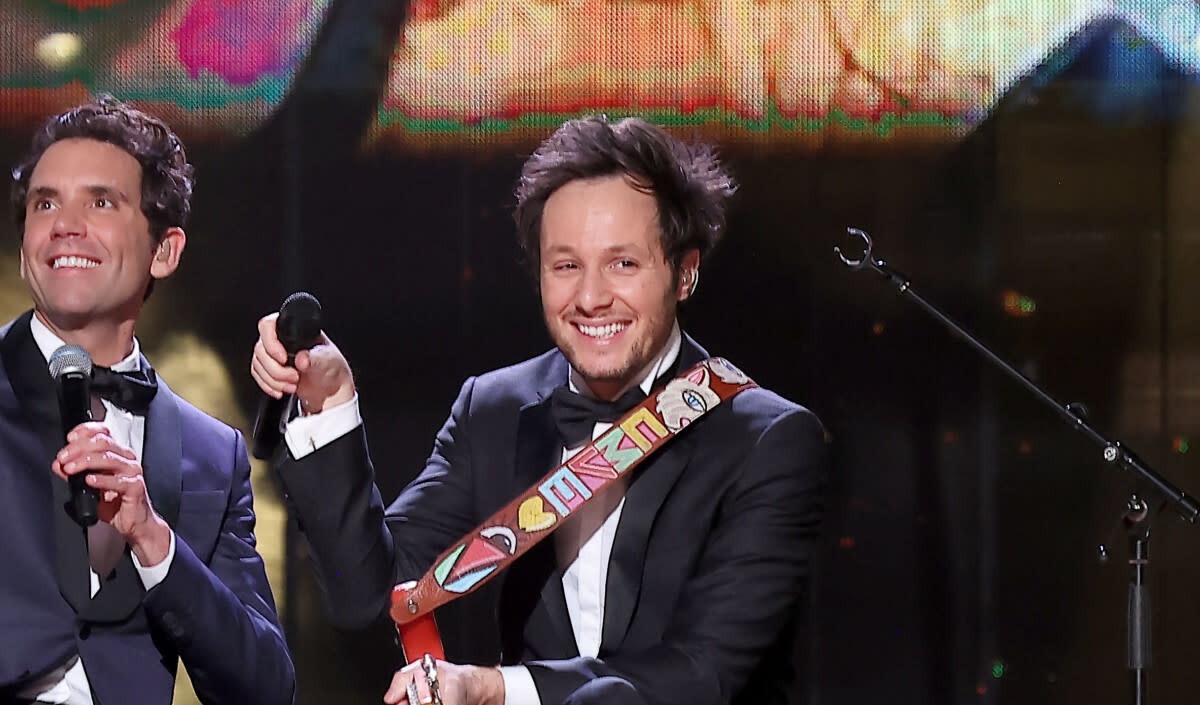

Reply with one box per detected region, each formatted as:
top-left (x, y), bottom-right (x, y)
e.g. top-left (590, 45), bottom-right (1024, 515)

top-left (836, 227), bottom-right (1199, 705)
top-left (835, 227), bottom-right (1200, 524)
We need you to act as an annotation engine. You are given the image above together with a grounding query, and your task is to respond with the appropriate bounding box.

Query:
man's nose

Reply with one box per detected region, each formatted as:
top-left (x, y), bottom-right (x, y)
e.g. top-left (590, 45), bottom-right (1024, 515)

top-left (50, 205), bottom-right (86, 239)
top-left (574, 269), bottom-right (613, 313)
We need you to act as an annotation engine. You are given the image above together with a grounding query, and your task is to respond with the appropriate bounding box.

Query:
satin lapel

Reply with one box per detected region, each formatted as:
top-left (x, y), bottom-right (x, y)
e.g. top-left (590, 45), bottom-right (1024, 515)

top-left (0, 311), bottom-right (91, 613)
top-left (601, 435), bottom-right (695, 652)
top-left (0, 312), bottom-right (64, 471)
top-left (1, 312), bottom-right (65, 475)
top-left (514, 395), bottom-right (560, 490)
top-left (600, 335), bottom-right (708, 651)
top-left (508, 385), bottom-right (577, 656)
top-left (675, 334), bottom-right (709, 373)
top-left (141, 369), bottom-right (182, 528)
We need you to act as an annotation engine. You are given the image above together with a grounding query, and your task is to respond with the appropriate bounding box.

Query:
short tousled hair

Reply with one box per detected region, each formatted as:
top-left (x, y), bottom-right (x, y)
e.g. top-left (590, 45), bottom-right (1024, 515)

top-left (11, 95), bottom-right (194, 243)
top-left (513, 115), bottom-right (736, 277)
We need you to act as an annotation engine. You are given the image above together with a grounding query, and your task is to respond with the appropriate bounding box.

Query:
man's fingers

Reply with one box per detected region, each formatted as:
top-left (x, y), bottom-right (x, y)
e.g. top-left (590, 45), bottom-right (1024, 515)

top-left (86, 471), bottom-right (145, 496)
top-left (249, 354), bottom-right (278, 396)
top-left (64, 421), bottom-right (109, 444)
top-left (253, 340), bottom-right (299, 381)
top-left (257, 313), bottom-right (288, 363)
top-left (68, 433), bottom-right (136, 460)
top-left (60, 451), bottom-right (139, 477)
top-left (383, 671), bottom-right (412, 705)
top-left (251, 348), bottom-right (298, 396)
top-left (58, 432), bottom-right (136, 463)
top-left (56, 430), bottom-right (138, 478)
top-left (384, 662), bottom-right (434, 705)
top-left (249, 365), bottom-right (280, 399)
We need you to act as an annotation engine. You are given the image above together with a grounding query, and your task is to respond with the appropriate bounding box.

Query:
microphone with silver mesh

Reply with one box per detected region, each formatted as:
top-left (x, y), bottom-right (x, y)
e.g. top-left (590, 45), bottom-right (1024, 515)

top-left (252, 292), bottom-right (323, 459)
top-left (49, 344), bottom-right (98, 527)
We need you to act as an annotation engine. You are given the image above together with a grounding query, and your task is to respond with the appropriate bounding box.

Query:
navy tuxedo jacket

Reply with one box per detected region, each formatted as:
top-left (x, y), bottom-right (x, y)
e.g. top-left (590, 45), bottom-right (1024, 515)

top-left (0, 312), bottom-right (294, 705)
top-left (279, 335), bottom-right (826, 705)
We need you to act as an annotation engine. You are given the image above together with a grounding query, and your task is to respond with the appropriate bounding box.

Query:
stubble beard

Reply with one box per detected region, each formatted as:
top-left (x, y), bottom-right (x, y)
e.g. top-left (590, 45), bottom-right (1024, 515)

top-left (550, 308), bottom-right (672, 396)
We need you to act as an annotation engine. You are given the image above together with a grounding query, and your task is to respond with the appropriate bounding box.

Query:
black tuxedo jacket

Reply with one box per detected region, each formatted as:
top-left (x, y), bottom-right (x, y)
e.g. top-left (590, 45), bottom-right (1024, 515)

top-left (278, 335), bottom-right (826, 705)
top-left (0, 311), bottom-right (295, 705)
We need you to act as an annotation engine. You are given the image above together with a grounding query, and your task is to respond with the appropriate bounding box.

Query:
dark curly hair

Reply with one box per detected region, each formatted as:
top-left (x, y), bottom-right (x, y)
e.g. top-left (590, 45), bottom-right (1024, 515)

top-left (11, 95), bottom-right (194, 244)
top-left (514, 115), bottom-right (736, 280)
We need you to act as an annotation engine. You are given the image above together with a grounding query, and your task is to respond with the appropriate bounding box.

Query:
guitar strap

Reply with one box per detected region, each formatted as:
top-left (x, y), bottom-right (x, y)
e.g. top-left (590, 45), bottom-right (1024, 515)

top-left (390, 356), bottom-right (757, 644)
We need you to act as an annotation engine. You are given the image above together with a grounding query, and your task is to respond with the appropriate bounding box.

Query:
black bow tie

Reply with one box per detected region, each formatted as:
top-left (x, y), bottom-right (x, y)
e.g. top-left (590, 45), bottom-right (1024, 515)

top-left (549, 385), bottom-right (646, 448)
top-left (91, 365), bottom-right (158, 414)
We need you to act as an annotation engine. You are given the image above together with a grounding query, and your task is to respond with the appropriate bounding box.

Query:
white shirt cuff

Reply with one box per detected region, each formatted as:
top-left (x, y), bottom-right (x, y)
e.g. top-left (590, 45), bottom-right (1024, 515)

top-left (499, 666), bottom-right (541, 705)
top-left (132, 529), bottom-right (175, 590)
top-left (284, 394), bottom-right (362, 459)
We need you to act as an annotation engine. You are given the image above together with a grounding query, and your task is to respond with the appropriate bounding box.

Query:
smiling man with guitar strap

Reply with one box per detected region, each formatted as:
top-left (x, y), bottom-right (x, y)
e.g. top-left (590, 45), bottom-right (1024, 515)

top-left (391, 356), bottom-right (759, 664)
top-left (252, 115), bottom-right (828, 705)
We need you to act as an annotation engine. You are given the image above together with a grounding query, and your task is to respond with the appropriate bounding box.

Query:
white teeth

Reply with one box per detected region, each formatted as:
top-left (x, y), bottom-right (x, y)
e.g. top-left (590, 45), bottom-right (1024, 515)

top-left (52, 256), bottom-right (99, 269)
top-left (577, 323), bottom-right (626, 339)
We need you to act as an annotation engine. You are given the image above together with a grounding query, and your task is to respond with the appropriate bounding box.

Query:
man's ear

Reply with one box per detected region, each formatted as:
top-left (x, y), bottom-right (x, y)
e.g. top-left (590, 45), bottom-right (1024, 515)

top-left (677, 249), bottom-right (701, 301)
top-left (150, 227), bottom-right (186, 279)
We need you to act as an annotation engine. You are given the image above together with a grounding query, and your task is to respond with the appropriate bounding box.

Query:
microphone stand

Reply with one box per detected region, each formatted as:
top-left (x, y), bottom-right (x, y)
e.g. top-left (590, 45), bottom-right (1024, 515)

top-left (834, 227), bottom-right (1200, 705)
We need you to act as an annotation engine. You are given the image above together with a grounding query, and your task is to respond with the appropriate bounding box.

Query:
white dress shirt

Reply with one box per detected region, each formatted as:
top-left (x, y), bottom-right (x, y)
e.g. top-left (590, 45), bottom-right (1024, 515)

top-left (285, 324), bottom-right (683, 705)
top-left (24, 316), bottom-right (176, 705)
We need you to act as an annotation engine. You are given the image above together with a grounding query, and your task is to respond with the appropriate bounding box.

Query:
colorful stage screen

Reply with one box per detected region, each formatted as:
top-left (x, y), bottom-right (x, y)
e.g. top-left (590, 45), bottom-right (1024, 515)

top-left (0, 0), bottom-right (1195, 148)
top-left (0, 0), bottom-right (332, 136)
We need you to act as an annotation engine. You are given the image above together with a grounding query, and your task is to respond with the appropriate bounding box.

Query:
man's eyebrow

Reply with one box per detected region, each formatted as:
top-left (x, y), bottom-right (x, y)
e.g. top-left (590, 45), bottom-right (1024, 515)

top-left (27, 184), bottom-right (133, 204)
top-left (83, 184), bottom-right (132, 203)
top-left (543, 244), bottom-right (646, 256)
top-left (26, 185), bottom-right (58, 202)
top-left (601, 244), bottom-right (642, 255)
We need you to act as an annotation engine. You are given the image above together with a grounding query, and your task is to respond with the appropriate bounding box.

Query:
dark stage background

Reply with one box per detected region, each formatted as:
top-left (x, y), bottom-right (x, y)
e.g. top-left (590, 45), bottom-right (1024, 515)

top-left (5, 2), bottom-right (1200, 704)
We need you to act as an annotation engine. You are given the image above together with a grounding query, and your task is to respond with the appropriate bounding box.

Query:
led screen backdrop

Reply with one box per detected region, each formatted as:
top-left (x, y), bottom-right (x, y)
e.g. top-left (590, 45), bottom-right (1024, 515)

top-left (0, 0), bottom-right (332, 135)
top-left (372, 0), bottom-right (1183, 146)
top-left (1, 0), bottom-right (1196, 147)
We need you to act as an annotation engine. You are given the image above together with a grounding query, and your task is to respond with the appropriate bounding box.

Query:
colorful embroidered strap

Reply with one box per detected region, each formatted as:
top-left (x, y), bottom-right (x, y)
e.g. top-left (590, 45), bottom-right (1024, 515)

top-left (390, 357), bottom-right (756, 631)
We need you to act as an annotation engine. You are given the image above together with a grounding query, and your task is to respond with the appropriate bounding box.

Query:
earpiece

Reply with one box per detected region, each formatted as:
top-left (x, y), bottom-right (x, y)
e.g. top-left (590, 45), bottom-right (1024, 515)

top-left (685, 269), bottom-right (699, 297)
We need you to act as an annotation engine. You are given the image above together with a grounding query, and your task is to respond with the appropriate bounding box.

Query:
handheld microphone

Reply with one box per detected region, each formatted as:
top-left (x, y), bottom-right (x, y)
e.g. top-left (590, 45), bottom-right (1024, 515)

top-left (251, 292), bottom-right (323, 459)
top-left (49, 344), bottom-right (98, 527)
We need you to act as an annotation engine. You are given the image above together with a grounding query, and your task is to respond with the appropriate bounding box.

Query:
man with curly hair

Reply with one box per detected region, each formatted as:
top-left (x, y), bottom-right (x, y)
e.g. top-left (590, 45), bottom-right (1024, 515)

top-left (0, 97), bottom-right (295, 705)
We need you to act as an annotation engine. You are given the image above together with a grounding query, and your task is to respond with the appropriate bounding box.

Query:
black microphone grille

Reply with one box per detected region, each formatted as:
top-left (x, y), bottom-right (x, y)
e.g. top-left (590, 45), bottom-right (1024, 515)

top-left (277, 291), bottom-right (323, 352)
top-left (48, 344), bottom-right (93, 379)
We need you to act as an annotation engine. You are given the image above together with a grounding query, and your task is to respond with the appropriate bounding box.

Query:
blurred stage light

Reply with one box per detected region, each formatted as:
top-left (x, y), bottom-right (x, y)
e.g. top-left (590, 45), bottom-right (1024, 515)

top-left (1002, 290), bottom-right (1037, 317)
top-left (35, 33), bottom-right (82, 69)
